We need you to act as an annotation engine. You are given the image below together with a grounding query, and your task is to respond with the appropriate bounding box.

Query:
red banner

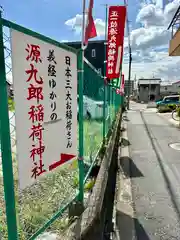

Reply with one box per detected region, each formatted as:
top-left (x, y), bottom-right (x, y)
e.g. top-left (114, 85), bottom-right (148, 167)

top-left (84, 0), bottom-right (97, 46)
top-left (106, 6), bottom-right (126, 79)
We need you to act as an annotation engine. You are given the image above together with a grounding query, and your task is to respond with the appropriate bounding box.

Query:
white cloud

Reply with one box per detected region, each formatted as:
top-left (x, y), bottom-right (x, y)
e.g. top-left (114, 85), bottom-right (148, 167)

top-left (60, 39), bottom-right (69, 42)
top-left (136, 4), bottom-right (164, 27)
top-left (123, 0), bottom-right (180, 81)
top-left (133, 0), bottom-right (179, 52)
top-left (64, 1), bottom-right (180, 81)
top-left (137, 0), bottom-right (180, 27)
top-left (94, 18), bottom-right (105, 36)
top-left (164, 0), bottom-right (180, 18)
top-left (123, 50), bottom-right (180, 81)
top-left (155, 57), bottom-right (180, 79)
top-left (65, 14), bottom-right (105, 37)
top-left (65, 14), bottom-right (83, 34)
top-left (130, 26), bottom-right (170, 51)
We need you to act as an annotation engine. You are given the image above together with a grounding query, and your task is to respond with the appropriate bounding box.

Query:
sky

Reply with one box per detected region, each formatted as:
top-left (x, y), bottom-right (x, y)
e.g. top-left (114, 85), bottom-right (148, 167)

top-left (1, 0), bottom-right (180, 82)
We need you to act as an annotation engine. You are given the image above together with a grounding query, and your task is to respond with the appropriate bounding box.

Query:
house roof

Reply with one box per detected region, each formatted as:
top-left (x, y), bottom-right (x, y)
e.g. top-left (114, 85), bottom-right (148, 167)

top-left (172, 80), bottom-right (180, 84)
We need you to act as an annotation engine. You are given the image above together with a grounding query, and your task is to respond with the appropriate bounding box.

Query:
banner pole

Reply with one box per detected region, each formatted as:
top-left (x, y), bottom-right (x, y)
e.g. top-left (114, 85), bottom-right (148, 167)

top-left (78, 0), bottom-right (86, 203)
top-left (103, 4), bottom-right (108, 142)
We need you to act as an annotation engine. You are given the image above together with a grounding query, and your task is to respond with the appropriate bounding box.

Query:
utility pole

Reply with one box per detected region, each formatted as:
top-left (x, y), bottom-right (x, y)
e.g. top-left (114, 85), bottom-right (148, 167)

top-left (124, 0), bottom-right (132, 110)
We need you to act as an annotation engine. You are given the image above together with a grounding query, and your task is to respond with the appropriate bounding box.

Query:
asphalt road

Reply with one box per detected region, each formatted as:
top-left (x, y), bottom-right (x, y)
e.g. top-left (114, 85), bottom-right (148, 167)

top-left (116, 103), bottom-right (180, 240)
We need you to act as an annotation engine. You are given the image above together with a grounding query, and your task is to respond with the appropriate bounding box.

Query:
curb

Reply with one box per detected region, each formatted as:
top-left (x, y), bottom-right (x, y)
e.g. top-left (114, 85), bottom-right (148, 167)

top-left (114, 117), bottom-right (136, 240)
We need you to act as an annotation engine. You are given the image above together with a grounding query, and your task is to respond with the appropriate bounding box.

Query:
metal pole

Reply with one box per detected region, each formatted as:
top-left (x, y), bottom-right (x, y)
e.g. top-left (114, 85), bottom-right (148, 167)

top-left (149, 79), bottom-right (151, 102)
top-left (0, 11), bottom-right (18, 239)
top-left (124, 0), bottom-right (132, 110)
top-left (103, 4), bottom-right (108, 142)
top-left (77, 0), bottom-right (86, 203)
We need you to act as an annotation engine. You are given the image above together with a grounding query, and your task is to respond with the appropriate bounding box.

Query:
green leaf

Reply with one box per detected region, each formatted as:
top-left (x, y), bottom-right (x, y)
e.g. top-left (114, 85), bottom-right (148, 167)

top-left (8, 97), bottom-right (15, 111)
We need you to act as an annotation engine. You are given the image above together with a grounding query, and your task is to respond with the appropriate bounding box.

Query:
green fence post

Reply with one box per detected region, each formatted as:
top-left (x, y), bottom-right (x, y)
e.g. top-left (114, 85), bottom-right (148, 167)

top-left (103, 4), bottom-right (108, 143)
top-left (77, 50), bottom-right (84, 203)
top-left (112, 89), bottom-right (115, 119)
top-left (103, 81), bottom-right (107, 142)
top-left (0, 12), bottom-right (18, 240)
top-left (108, 84), bottom-right (111, 127)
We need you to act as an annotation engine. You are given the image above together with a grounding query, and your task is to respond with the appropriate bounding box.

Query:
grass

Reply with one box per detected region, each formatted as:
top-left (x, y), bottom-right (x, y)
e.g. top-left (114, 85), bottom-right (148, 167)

top-left (83, 120), bottom-right (103, 161)
top-left (0, 116), bottom-right (107, 239)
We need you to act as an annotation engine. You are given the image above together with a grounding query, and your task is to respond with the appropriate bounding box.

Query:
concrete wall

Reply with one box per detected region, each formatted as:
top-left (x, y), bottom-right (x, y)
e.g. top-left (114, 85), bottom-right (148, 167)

top-left (62, 110), bottom-right (122, 240)
top-left (160, 83), bottom-right (180, 97)
top-left (172, 82), bottom-right (180, 93)
top-left (154, 85), bottom-right (160, 100)
top-left (138, 84), bottom-right (160, 102)
top-left (160, 85), bottom-right (174, 94)
top-left (139, 85), bottom-right (149, 102)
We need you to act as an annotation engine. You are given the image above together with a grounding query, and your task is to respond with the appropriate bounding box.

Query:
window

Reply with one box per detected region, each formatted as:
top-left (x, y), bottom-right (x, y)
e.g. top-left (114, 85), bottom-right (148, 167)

top-left (91, 49), bottom-right (96, 58)
top-left (165, 96), bottom-right (179, 101)
top-left (170, 97), bottom-right (179, 101)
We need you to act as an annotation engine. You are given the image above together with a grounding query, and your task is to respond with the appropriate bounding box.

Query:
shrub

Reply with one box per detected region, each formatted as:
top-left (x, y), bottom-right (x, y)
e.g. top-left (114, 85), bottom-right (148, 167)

top-left (158, 104), bottom-right (176, 113)
top-left (177, 107), bottom-right (180, 118)
top-left (158, 105), bottom-right (171, 113)
top-left (167, 104), bottom-right (176, 111)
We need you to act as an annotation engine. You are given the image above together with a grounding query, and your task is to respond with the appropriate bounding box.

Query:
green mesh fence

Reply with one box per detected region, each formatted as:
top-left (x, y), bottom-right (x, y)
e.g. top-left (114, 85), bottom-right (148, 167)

top-left (0, 23), bottom-right (122, 240)
top-left (1, 26), bottom-right (79, 240)
top-left (83, 59), bottom-right (103, 165)
top-left (82, 58), bottom-right (119, 167)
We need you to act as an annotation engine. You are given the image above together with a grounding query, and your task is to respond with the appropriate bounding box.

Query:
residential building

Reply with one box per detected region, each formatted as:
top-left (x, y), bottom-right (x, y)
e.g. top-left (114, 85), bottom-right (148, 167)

top-left (65, 40), bottom-right (133, 100)
top-left (160, 83), bottom-right (175, 96)
top-left (171, 80), bottom-right (180, 93)
top-left (168, 5), bottom-right (180, 56)
top-left (136, 78), bottom-right (161, 102)
top-left (65, 40), bottom-right (106, 101)
top-left (65, 40), bottom-right (105, 76)
top-left (160, 81), bottom-right (180, 97)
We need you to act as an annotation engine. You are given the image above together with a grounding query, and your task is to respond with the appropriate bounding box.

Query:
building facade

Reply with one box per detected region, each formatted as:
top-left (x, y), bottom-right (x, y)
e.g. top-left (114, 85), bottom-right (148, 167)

top-left (65, 40), bottom-right (106, 76)
top-left (137, 78), bottom-right (161, 102)
top-left (160, 83), bottom-right (175, 96)
top-left (160, 80), bottom-right (180, 97)
top-left (168, 5), bottom-right (180, 56)
top-left (65, 40), bottom-right (134, 99)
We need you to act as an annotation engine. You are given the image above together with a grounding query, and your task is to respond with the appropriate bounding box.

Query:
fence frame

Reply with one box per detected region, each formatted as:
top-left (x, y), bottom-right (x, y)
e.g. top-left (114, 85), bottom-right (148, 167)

top-left (0, 14), bottom-right (121, 240)
top-left (1, 15), bottom-right (83, 240)
top-left (0, 12), bottom-right (18, 240)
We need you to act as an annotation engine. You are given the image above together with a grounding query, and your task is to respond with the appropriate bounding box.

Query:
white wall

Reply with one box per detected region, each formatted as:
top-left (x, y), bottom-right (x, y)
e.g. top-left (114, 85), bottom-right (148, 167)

top-left (172, 82), bottom-right (180, 93)
top-left (160, 85), bottom-right (175, 94)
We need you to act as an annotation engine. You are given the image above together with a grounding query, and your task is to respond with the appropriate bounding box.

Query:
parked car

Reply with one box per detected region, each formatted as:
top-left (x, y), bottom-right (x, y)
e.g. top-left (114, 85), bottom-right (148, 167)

top-left (77, 95), bottom-right (108, 120)
top-left (156, 95), bottom-right (180, 108)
